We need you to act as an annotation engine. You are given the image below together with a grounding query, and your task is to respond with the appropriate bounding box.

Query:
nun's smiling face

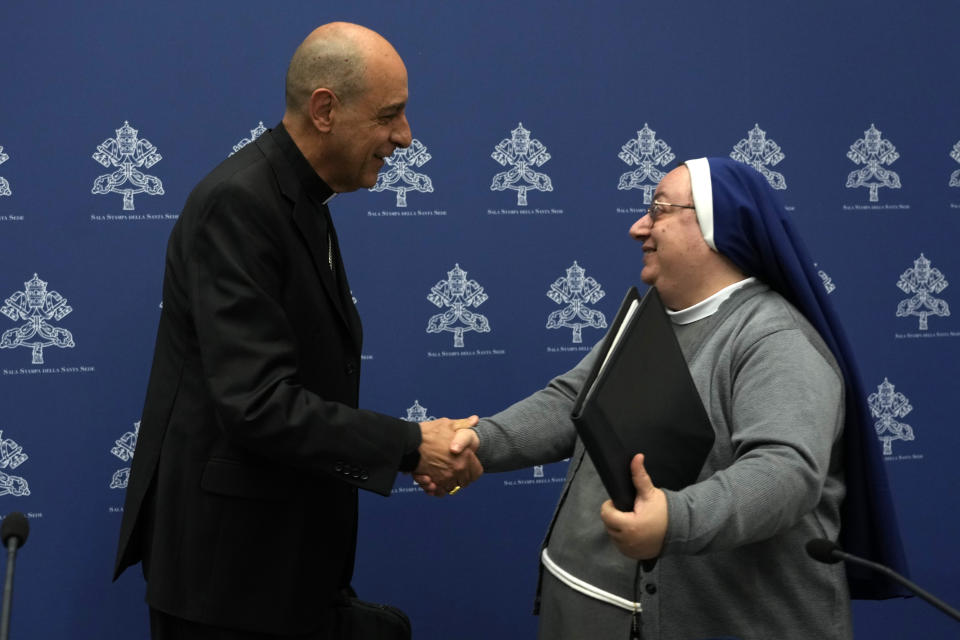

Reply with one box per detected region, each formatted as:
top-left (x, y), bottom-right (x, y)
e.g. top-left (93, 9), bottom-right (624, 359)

top-left (629, 166), bottom-right (717, 310)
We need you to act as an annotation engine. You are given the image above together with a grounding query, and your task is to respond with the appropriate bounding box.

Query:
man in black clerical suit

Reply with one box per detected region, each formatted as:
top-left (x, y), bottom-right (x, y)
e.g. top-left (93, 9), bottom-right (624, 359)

top-left (114, 22), bottom-right (481, 639)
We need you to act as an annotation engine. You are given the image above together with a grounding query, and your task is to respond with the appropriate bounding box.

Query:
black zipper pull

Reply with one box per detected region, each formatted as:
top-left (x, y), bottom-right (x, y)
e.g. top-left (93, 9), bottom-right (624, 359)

top-left (630, 561), bottom-right (644, 639)
top-left (629, 608), bottom-right (643, 640)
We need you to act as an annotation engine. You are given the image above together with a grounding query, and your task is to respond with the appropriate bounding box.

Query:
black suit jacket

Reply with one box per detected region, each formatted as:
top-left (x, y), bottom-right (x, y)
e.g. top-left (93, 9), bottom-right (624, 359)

top-left (114, 124), bottom-right (419, 634)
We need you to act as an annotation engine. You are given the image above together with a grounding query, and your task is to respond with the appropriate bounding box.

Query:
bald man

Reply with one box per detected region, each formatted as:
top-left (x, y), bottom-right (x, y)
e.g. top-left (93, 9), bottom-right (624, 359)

top-left (114, 23), bottom-right (480, 639)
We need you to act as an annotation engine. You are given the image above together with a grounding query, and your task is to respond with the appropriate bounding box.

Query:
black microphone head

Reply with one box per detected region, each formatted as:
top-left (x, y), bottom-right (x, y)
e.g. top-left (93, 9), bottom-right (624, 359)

top-left (806, 538), bottom-right (840, 564)
top-left (1, 512), bottom-right (29, 549)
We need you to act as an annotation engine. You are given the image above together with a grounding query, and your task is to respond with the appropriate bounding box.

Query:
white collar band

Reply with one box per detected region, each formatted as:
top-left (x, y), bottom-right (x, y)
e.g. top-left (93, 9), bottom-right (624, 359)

top-left (666, 277), bottom-right (757, 325)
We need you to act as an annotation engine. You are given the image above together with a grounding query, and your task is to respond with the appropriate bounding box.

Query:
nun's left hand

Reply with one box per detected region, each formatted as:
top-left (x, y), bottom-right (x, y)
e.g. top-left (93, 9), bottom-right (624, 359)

top-left (600, 453), bottom-right (668, 560)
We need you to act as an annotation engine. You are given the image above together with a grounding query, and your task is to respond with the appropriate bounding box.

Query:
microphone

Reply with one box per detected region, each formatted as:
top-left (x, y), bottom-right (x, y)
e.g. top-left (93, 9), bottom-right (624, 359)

top-left (0, 512), bottom-right (29, 640)
top-left (805, 538), bottom-right (960, 624)
top-left (0, 514), bottom-right (27, 550)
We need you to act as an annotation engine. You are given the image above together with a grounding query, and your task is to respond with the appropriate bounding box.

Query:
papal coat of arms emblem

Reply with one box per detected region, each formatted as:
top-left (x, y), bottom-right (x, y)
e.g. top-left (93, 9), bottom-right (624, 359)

top-left (110, 421), bottom-right (139, 489)
top-left (617, 124), bottom-right (675, 204)
top-left (401, 401), bottom-right (435, 423)
top-left (729, 124), bottom-right (787, 190)
top-left (815, 263), bottom-right (836, 294)
top-left (0, 430), bottom-right (29, 498)
top-left (1, 274), bottom-right (75, 364)
top-left (949, 140), bottom-right (960, 187)
top-left (896, 254), bottom-right (949, 330)
top-left (371, 138), bottom-right (434, 207)
top-left (868, 378), bottom-right (915, 456)
top-left (491, 123), bottom-right (553, 206)
top-left (426, 264), bottom-right (490, 348)
top-left (230, 121), bottom-right (267, 156)
top-left (546, 262), bottom-right (607, 343)
top-left (846, 124), bottom-right (901, 202)
top-left (0, 146), bottom-right (11, 196)
top-left (91, 121), bottom-right (164, 210)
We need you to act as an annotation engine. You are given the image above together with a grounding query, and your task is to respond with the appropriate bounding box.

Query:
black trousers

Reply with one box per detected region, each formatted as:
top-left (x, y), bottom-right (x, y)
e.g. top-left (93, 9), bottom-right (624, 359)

top-left (149, 609), bottom-right (335, 640)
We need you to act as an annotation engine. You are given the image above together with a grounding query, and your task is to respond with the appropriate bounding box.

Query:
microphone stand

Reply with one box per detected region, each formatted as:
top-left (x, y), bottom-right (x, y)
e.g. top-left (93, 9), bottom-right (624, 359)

top-left (0, 536), bottom-right (20, 640)
top-left (835, 549), bottom-right (960, 623)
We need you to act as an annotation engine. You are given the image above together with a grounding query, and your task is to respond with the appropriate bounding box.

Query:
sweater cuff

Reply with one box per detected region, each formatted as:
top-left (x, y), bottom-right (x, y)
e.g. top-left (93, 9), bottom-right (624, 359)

top-left (661, 489), bottom-right (685, 554)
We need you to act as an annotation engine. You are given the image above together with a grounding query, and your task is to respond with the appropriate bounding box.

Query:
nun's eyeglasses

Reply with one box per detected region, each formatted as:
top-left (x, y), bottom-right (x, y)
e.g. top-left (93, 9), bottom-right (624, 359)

top-left (647, 200), bottom-right (696, 223)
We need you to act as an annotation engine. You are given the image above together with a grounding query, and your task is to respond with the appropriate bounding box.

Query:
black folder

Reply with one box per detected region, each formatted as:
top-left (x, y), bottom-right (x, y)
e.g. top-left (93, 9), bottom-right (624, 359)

top-left (571, 286), bottom-right (715, 512)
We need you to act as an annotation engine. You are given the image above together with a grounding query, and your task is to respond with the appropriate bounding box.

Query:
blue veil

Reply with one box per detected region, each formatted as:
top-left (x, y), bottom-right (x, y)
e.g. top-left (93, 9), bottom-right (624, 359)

top-left (684, 157), bottom-right (908, 599)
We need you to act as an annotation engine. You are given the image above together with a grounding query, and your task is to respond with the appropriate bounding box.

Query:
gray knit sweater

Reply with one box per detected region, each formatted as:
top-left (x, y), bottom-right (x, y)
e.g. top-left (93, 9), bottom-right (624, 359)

top-left (475, 282), bottom-right (852, 640)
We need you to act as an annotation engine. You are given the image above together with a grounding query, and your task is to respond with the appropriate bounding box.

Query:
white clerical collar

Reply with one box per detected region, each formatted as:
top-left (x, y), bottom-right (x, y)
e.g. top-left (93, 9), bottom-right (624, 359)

top-left (666, 277), bottom-right (757, 325)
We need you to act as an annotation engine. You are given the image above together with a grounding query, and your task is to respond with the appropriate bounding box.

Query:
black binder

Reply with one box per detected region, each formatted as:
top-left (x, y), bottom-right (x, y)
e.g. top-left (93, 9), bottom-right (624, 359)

top-left (571, 286), bottom-right (715, 511)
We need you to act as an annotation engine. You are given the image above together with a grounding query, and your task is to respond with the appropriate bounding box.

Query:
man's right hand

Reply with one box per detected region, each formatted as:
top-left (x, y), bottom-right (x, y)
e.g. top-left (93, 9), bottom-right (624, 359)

top-left (414, 416), bottom-right (482, 496)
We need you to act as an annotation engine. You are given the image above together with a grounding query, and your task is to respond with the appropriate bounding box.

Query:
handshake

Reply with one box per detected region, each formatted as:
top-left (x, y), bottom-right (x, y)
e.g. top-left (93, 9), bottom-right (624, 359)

top-left (409, 417), bottom-right (668, 559)
top-left (412, 416), bottom-right (483, 497)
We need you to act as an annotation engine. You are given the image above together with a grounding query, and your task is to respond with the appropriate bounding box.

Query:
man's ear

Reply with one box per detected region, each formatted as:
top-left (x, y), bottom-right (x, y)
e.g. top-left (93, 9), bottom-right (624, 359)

top-left (309, 88), bottom-right (336, 133)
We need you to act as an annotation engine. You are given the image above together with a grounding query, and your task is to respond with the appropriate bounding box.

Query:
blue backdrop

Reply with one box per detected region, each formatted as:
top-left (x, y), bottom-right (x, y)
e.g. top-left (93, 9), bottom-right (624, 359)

top-left (0, 1), bottom-right (958, 638)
